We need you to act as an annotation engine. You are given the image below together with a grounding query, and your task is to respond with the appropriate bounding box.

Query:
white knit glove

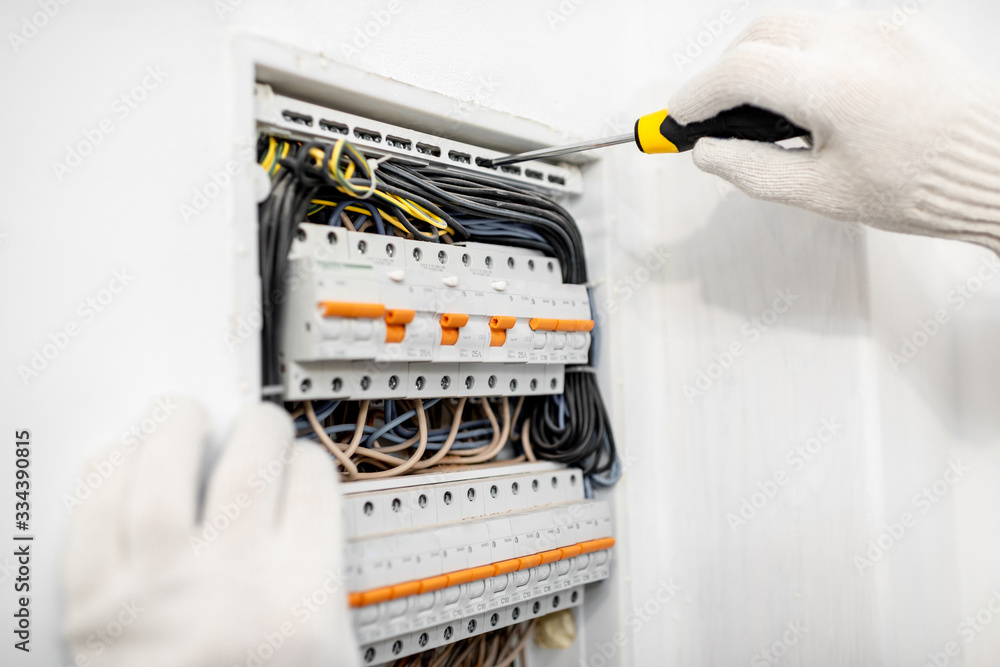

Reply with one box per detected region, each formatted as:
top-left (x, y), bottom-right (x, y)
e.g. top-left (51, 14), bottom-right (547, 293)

top-left (63, 397), bottom-right (359, 667)
top-left (670, 10), bottom-right (1000, 253)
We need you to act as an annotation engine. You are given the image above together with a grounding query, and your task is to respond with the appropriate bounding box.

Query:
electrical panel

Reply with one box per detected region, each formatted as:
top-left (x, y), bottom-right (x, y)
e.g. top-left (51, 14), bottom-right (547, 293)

top-left (281, 225), bottom-right (593, 402)
top-left (253, 71), bottom-right (618, 666)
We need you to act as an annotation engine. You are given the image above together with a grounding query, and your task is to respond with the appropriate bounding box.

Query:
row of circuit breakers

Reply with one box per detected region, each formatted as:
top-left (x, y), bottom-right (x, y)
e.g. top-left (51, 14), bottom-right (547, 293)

top-left (342, 464), bottom-right (613, 664)
top-left (258, 84), bottom-right (615, 665)
top-left (280, 224), bottom-right (594, 402)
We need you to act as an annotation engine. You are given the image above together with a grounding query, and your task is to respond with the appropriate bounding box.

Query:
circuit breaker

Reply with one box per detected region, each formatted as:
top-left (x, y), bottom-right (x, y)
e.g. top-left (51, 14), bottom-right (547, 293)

top-left (280, 225), bottom-right (593, 401)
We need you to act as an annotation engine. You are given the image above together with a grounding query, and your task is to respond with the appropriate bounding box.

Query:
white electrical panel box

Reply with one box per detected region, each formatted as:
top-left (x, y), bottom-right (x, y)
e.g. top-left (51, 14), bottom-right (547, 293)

top-left (246, 48), bottom-right (623, 667)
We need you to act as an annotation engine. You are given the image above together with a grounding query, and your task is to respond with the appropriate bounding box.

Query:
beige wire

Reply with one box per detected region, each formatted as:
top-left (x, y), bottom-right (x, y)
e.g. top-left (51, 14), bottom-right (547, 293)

top-left (439, 397), bottom-right (511, 465)
top-left (520, 418), bottom-right (537, 462)
top-left (495, 620), bottom-right (537, 667)
top-left (507, 396), bottom-right (525, 442)
top-left (305, 401), bottom-right (358, 477)
top-left (342, 400), bottom-right (370, 461)
top-left (339, 212), bottom-right (356, 231)
top-left (413, 397), bottom-right (467, 469)
top-left (352, 399), bottom-right (428, 479)
top-left (443, 397), bottom-right (500, 457)
top-left (429, 642), bottom-right (455, 667)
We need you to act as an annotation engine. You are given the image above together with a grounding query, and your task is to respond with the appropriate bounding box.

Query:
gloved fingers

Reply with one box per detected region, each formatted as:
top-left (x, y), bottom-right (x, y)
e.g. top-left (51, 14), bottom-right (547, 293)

top-left (123, 396), bottom-right (210, 565)
top-left (669, 41), bottom-right (817, 130)
top-left (63, 436), bottom-right (137, 602)
top-left (692, 137), bottom-right (829, 210)
top-left (202, 402), bottom-right (294, 539)
top-left (726, 10), bottom-right (820, 51)
top-left (278, 442), bottom-right (343, 552)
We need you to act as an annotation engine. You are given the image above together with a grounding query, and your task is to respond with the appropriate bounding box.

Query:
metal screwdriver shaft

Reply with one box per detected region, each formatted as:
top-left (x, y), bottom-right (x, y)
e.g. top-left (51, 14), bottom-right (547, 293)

top-left (486, 133), bottom-right (634, 167)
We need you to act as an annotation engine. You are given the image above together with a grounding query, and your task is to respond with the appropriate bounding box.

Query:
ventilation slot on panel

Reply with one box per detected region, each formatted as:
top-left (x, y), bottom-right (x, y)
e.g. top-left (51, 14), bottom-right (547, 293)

top-left (319, 119), bottom-right (348, 135)
top-left (386, 136), bottom-right (412, 150)
top-left (416, 142), bottom-right (441, 157)
top-left (354, 127), bottom-right (382, 143)
top-left (525, 169), bottom-right (543, 181)
top-left (448, 150), bottom-right (471, 164)
top-left (282, 110), bottom-right (313, 127)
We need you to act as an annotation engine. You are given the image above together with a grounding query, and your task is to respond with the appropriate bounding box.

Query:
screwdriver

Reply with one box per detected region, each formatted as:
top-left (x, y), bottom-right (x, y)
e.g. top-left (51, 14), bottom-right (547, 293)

top-left (484, 105), bottom-right (808, 167)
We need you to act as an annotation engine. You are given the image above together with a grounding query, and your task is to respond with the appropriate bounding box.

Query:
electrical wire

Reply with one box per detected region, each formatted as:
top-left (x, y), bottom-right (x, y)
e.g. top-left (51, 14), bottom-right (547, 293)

top-left (258, 135), bottom-right (617, 486)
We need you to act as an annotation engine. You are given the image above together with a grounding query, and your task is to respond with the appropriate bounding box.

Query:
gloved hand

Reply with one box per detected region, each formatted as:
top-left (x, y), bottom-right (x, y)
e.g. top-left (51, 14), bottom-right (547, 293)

top-left (670, 10), bottom-right (1000, 254)
top-left (63, 397), bottom-right (359, 667)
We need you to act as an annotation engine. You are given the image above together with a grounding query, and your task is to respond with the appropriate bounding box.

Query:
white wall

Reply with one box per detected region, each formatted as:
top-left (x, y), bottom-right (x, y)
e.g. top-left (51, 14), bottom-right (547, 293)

top-left (2, 0), bottom-right (999, 665)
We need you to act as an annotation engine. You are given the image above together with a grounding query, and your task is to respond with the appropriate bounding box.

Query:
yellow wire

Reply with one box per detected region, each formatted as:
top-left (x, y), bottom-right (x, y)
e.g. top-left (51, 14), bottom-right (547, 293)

top-left (274, 141), bottom-right (290, 174)
top-left (298, 140), bottom-right (455, 237)
top-left (261, 137), bottom-right (277, 171)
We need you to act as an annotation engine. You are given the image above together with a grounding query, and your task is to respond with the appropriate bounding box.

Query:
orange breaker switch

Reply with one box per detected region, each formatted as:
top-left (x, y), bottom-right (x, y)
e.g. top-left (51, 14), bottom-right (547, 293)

top-left (382, 309), bottom-right (415, 343)
top-left (384, 309), bottom-right (415, 325)
top-left (490, 316), bottom-right (516, 330)
top-left (529, 318), bottom-right (559, 331)
top-left (555, 319), bottom-right (595, 332)
top-left (385, 325), bottom-right (406, 343)
top-left (489, 315), bottom-right (516, 347)
top-left (439, 312), bottom-right (469, 346)
top-left (318, 301), bottom-right (385, 318)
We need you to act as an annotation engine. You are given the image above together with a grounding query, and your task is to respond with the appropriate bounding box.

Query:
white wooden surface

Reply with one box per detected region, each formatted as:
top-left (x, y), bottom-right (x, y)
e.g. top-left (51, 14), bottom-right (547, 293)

top-left (2, 0), bottom-right (999, 665)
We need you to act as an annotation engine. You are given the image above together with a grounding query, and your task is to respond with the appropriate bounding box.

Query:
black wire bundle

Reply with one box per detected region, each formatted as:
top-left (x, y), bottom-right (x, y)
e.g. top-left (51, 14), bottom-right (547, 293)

top-left (378, 163), bottom-right (587, 284)
top-left (522, 370), bottom-right (615, 478)
top-left (257, 167), bottom-right (317, 396)
top-left (257, 138), bottom-right (617, 485)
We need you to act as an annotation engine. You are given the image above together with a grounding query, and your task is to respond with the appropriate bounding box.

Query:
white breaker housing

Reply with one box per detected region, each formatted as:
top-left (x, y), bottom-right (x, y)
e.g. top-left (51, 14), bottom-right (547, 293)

top-left (341, 463), bottom-right (614, 665)
top-left (279, 224), bottom-right (594, 401)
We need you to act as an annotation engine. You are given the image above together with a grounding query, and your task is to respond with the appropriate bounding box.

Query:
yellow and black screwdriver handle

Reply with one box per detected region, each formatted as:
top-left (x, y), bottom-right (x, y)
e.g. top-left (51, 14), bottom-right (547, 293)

top-left (634, 104), bottom-right (809, 153)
